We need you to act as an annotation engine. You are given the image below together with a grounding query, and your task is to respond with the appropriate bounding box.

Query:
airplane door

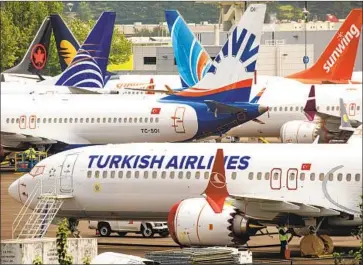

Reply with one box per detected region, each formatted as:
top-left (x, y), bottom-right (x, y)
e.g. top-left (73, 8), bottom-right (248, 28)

top-left (270, 168), bottom-right (281, 190)
top-left (59, 153), bottom-right (79, 194)
top-left (19, 115), bottom-right (26, 129)
top-left (172, 107), bottom-right (186, 133)
top-left (349, 103), bottom-right (356, 116)
top-left (286, 168), bottom-right (298, 190)
top-left (29, 115), bottom-right (37, 129)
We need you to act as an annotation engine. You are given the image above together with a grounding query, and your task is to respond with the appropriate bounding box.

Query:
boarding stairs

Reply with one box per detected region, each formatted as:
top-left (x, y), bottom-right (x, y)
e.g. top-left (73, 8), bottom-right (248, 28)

top-left (12, 177), bottom-right (73, 240)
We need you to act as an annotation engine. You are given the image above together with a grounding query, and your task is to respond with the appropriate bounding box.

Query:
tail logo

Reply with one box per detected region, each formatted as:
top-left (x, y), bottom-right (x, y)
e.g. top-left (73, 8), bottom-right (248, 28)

top-left (323, 24), bottom-right (361, 73)
top-left (60, 40), bottom-right (77, 66)
top-left (210, 172), bottom-right (226, 189)
top-left (208, 28), bottom-right (259, 74)
top-left (30, 44), bottom-right (47, 70)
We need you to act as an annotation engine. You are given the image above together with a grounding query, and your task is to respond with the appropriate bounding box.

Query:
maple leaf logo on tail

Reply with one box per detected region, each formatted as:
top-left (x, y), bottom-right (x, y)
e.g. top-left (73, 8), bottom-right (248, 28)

top-left (204, 148), bottom-right (229, 213)
top-left (30, 44), bottom-right (47, 70)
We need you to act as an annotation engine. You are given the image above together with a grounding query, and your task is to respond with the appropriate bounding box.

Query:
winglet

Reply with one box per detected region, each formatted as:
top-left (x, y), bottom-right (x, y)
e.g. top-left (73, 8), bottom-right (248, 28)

top-left (303, 85), bottom-right (317, 121)
top-left (204, 149), bottom-right (229, 213)
top-left (339, 98), bottom-right (355, 131)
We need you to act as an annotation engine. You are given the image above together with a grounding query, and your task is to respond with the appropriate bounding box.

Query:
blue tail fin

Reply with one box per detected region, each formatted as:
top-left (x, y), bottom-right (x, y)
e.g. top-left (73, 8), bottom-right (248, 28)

top-left (50, 14), bottom-right (81, 71)
top-left (165, 10), bottom-right (212, 88)
top-left (55, 12), bottom-right (115, 88)
top-left (165, 4), bottom-right (266, 103)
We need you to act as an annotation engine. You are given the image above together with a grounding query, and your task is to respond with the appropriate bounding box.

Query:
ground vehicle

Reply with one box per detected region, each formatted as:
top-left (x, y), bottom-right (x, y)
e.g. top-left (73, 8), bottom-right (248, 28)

top-left (88, 220), bottom-right (169, 238)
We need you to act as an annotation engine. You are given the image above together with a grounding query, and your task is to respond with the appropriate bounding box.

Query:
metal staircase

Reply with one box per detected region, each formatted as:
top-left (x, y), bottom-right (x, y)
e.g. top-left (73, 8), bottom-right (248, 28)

top-left (12, 178), bottom-right (72, 239)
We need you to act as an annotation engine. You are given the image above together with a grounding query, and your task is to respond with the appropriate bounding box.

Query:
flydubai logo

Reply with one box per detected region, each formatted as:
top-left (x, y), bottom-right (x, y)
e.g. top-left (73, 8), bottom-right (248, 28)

top-left (207, 28), bottom-right (259, 75)
top-left (323, 24), bottom-right (361, 73)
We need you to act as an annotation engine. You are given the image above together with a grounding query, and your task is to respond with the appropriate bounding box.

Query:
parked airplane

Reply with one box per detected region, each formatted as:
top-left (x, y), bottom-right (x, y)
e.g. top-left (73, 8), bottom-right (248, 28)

top-left (9, 97), bottom-right (362, 255)
top-left (1, 4), bottom-right (268, 157)
top-left (0, 16), bottom-right (52, 83)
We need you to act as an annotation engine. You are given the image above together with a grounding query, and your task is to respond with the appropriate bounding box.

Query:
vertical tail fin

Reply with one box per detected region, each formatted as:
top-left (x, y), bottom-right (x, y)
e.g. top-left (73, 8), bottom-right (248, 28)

top-left (165, 10), bottom-right (212, 87)
top-left (287, 9), bottom-right (363, 83)
top-left (339, 98), bottom-right (354, 131)
top-left (4, 17), bottom-right (52, 75)
top-left (50, 14), bottom-right (81, 71)
top-left (169, 4), bottom-right (266, 103)
top-left (55, 12), bottom-right (116, 88)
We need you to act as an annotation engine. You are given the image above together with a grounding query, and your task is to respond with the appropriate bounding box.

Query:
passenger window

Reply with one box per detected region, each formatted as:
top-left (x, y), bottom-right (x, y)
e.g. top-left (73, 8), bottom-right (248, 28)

top-left (144, 171), bottom-right (148, 179)
top-left (103, 118), bottom-right (106, 123)
top-left (87, 170), bottom-right (92, 178)
top-left (95, 170), bottom-right (100, 178)
top-left (43, 118), bottom-right (46, 123)
top-left (135, 171), bottom-right (139, 178)
top-left (111, 171), bottom-right (115, 178)
top-left (347, 173), bottom-right (351, 181)
top-left (145, 118), bottom-right (148, 123)
top-left (103, 171), bottom-right (107, 178)
top-left (351, 104), bottom-right (354, 110)
top-left (124, 118), bottom-right (127, 123)
top-left (332, 106), bottom-right (335, 111)
top-left (279, 107), bottom-right (283, 111)
top-left (139, 118), bottom-right (143, 123)
top-left (30, 117), bottom-right (34, 123)
top-left (152, 171), bottom-right (157, 179)
top-left (119, 118), bottom-right (122, 123)
top-left (204, 172), bottom-right (209, 179)
top-left (54, 118), bottom-right (57, 123)
top-left (178, 171), bottom-right (183, 179)
top-left (129, 118), bottom-right (132, 123)
top-left (48, 118), bottom-right (52, 123)
top-left (273, 107), bottom-right (277, 111)
top-left (357, 106), bottom-right (360, 111)
top-left (273, 172), bottom-right (279, 180)
top-left (91, 118), bottom-right (94, 123)
top-left (289, 172), bottom-right (295, 180)
top-left (337, 173), bottom-right (342, 181)
top-left (6, 118), bottom-right (9, 123)
top-left (290, 106), bottom-right (293, 111)
top-left (85, 118), bottom-right (89, 123)
top-left (355, 174), bottom-right (360, 181)
top-left (264, 172), bottom-right (270, 180)
top-left (257, 172), bottom-right (262, 180)
top-left (186, 171), bottom-right (191, 179)
top-left (37, 118), bottom-right (40, 123)
top-left (75, 118), bottom-right (78, 123)
top-left (97, 118), bottom-right (100, 123)
top-left (113, 118), bottom-right (117, 123)
top-left (118, 171), bottom-right (123, 178)
top-left (295, 106), bottom-right (299, 111)
top-left (310, 173), bottom-right (315, 181)
top-left (317, 106), bottom-right (320, 111)
top-left (328, 173), bottom-right (333, 181)
top-left (284, 106), bottom-right (288, 111)
top-left (232, 172), bottom-right (237, 180)
top-left (59, 118), bottom-right (62, 123)
top-left (126, 171), bottom-right (131, 178)
top-left (108, 118), bottom-right (112, 123)
top-left (170, 172), bottom-right (175, 179)
top-left (64, 118), bottom-right (68, 123)
top-left (155, 117), bottom-right (159, 123)
top-left (161, 171), bottom-right (166, 179)
top-left (319, 173), bottom-right (325, 181)
top-left (300, 106), bottom-right (303, 111)
top-left (195, 172), bottom-right (200, 179)
top-left (134, 118), bottom-right (137, 123)
top-left (327, 106), bottom-right (330, 111)
top-left (16, 118), bottom-right (19, 123)
top-left (248, 172), bottom-right (254, 180)
top-left (80, 118), bottom-right (83, 123)
top-left (336, 106), bottom-right (340, 111)
top-left (150, 117), bottom-right (154, 123)
top-left (300, 173), bottom-right (305, 181)
top-left (70, 118), bottom-right (73, 123)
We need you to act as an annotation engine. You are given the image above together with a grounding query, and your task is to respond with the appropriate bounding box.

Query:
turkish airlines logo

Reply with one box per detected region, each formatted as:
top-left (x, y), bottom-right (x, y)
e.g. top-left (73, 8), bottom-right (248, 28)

top-left (151, 108), bottom-right (161, 115)
top-left (323, 24), bottom-right (360, 73)
top-left (210, 172), bottom-right (226, 189)
top-left (31, 44), bottom-right (47, 70)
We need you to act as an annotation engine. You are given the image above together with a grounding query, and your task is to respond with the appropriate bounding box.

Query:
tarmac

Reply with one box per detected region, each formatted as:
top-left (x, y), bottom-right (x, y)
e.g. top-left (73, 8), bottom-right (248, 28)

top-left (1, 171), bottom-right (360, 264)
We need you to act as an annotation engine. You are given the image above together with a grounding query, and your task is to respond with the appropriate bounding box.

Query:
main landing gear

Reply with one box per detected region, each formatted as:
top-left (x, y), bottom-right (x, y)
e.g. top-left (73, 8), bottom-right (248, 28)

top-left (298, 218), bottom-right (334, 257)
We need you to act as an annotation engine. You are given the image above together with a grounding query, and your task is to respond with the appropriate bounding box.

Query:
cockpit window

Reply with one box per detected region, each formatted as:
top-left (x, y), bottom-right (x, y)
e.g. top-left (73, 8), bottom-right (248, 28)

top-left (29, 165), bottom-right (45, 177)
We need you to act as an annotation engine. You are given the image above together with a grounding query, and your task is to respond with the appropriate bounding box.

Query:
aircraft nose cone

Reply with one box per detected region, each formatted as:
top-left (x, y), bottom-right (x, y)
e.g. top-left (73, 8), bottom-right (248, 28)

top-left (258, 105), bottom-right (269, 114)
top-left (8, 179), bottom-right (20, 203)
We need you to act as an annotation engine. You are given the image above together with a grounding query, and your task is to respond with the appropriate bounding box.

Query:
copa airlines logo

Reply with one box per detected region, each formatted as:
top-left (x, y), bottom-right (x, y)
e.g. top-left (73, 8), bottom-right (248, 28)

top-left (323, 24), bottom-right (361, 73)
top-left (88, 154), bottom-right (251, 170)
top-left (207, 27), bottom-right (259, 75)
top-left (59, 40), bottom-right (77, 66)
top-left (55, 49), bottom-right (105, 88)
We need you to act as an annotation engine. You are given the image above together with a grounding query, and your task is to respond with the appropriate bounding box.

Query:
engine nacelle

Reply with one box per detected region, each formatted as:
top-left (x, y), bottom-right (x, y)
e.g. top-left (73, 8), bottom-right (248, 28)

top-left (280, 120), bottom-right (320, 143)
top-left (168, 198), bottom-right (260, 247)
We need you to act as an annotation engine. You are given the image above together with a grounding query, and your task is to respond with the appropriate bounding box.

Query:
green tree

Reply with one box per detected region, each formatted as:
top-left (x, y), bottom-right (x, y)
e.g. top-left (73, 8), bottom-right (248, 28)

top-left (77, 2), bottom-right (93, 21)
top-left (56, 218), bottom-right (73, 265)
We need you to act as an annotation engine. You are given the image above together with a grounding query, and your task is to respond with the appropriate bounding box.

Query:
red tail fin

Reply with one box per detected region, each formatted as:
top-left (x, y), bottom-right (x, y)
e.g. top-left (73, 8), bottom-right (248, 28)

top-left (204, 149), bottom-right (229, 213)
top-left (303, 85), bottom-right (316, 121)
top-left (287, 9), bottom-right (362, 84)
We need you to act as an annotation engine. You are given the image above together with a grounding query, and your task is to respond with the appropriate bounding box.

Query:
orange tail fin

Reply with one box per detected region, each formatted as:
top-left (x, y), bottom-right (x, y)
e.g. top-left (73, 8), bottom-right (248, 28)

top-left (204, 148), bottom-right (229, 213)
top-left (287, 9), bottom-right (362, 83)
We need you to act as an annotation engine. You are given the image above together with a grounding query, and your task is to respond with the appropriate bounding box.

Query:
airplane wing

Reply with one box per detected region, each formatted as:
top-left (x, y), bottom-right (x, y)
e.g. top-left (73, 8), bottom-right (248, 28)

top-left (229, 193), bottom-right (342, 217)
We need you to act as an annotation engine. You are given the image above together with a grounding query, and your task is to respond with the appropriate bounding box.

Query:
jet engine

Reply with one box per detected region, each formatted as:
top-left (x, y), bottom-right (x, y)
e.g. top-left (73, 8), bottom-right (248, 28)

top-left (167, 198), bottom-right (261, 246)
top-left (280, 121), bottom-right (321, 143)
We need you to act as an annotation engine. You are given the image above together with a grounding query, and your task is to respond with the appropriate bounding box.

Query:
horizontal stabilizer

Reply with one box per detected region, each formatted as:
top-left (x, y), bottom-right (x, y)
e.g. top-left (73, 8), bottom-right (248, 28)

top-left (205, 100), bottom-right (246, 115)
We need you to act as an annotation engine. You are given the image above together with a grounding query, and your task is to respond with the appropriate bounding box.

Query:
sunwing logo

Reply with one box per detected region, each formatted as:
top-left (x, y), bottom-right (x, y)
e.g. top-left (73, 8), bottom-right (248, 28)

top-left (207, 28), bottom-right (259, 74)
top-left (323, 24), bottom-right (361, 73)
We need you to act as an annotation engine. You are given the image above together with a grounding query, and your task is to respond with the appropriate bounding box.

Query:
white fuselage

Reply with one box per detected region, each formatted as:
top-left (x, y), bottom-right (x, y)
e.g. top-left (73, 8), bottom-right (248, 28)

top-left (1, 94), bottom-right (199, 147)
top-left (227, 77), bottom-right (362, 138)
top-left (11, 141), bottom-right (362, 225)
